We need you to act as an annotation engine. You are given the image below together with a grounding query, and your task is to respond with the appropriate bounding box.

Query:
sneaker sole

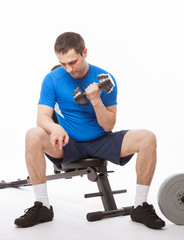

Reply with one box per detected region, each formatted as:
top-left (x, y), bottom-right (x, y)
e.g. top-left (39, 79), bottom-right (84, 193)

top-left (131, 217), bottom-right (165, 229)
top-left (14, 217), bottom-right (53, 228)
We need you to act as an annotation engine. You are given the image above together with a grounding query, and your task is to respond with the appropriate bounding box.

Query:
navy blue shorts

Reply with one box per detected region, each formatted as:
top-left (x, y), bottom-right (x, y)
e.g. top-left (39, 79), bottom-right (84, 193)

top-left (45, 130), bottom-right (134, 166)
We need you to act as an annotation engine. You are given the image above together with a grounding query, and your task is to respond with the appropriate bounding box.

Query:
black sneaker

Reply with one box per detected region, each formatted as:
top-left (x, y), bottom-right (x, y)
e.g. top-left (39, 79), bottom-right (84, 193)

top-left (14, 201), bottom-right (54, 227)
top-left (130, 202), bottom-right (165, 229)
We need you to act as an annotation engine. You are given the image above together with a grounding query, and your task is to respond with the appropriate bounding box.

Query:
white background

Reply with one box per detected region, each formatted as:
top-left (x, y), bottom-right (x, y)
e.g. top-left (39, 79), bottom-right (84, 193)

top-left (0, 0), bottom-right (184, 239)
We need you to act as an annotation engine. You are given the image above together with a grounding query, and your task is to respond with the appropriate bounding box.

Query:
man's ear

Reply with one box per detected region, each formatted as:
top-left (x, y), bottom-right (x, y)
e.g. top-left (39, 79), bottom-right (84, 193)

top-left (83, 48), bottom-right (88, 58)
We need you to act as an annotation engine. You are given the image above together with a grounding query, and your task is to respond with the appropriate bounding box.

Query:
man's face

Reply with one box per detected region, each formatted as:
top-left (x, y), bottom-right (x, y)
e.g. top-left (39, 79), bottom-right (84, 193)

top-left (56, 48), bottom-right (88, 79)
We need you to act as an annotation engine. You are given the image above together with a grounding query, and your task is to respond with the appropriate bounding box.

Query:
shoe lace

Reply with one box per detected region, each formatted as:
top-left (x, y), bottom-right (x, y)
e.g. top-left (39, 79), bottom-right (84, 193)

top-left (23, 205), bottom-right (40, 218)
top-left (143, 204), bottom-right (160, 220)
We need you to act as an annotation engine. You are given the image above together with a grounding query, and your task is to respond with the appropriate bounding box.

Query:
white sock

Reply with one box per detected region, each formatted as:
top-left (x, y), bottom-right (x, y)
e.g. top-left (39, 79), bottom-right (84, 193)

top-left (134, 184), bottom-right (150, 208)
top-left (32, 183), bottom-right (50, 209)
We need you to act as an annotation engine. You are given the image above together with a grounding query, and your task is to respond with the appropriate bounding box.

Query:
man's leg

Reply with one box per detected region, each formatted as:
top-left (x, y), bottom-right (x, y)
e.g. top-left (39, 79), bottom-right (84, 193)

top-left (14, 127), bottom-right (63, 227)
top-left (25, 126), bottom-right (63, 185)
top-left (120, 129), bottom-right (157, 186)
top-left (120, 129), bottom-right (165, 229)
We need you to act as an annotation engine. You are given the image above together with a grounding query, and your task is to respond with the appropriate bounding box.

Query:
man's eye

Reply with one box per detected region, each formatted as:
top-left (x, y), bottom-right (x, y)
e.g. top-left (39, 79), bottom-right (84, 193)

top-left (70, 61), bottom-right (77, 65)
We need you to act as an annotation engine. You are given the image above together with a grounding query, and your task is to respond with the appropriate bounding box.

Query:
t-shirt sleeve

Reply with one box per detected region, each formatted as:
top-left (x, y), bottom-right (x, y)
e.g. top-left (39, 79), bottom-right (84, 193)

top-left (101, 74), bottom-right (118, 107)
top-left (38, 74), bottom-right (56, 108)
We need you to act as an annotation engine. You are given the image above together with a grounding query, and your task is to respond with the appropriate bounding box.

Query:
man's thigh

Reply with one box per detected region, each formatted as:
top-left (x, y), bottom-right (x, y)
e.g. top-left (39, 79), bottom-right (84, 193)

top-left (120, 129), bottom-right (152, 157)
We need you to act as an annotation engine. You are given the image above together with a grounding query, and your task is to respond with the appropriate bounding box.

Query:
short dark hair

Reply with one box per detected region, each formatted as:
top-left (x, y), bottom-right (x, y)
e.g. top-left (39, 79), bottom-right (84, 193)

top-left (54, 32), bottom-right (85, 56)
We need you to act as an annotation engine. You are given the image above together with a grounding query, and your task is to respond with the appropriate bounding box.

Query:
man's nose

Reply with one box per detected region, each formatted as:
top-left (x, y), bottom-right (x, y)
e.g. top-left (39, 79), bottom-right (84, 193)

top-left (66, 65), bottom-right (73, 73)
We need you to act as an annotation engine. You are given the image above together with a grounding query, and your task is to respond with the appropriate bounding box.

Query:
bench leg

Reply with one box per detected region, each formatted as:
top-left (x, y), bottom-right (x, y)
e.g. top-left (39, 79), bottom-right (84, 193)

top-left (96, 173), bottom-right (117, 211)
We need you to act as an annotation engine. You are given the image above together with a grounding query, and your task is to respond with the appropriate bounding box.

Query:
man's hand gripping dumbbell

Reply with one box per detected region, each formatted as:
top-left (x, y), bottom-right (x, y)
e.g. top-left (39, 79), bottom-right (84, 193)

top-left (73, 74), bottom-right (115, 105)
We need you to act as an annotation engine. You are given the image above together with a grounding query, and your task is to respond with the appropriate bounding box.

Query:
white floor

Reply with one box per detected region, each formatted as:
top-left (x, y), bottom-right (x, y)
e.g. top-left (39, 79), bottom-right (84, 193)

top-left (0, 164), bottom-right (184, 240)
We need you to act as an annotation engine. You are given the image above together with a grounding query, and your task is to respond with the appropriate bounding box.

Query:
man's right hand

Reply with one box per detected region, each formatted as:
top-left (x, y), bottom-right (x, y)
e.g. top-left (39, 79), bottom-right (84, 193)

top-left (50, 125), bottom-right (69, 150)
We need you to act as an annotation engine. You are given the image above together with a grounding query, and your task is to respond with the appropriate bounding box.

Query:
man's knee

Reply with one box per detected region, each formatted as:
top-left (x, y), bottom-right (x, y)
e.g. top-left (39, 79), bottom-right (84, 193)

top-left (25, 127), bottom-right (47, 149)
top-left (140, 130), bottom-right (157, 151)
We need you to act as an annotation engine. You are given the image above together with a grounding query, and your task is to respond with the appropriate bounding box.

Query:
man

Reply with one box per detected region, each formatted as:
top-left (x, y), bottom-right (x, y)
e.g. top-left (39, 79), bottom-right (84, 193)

top-left (14, 32), bottom-right (165, 229)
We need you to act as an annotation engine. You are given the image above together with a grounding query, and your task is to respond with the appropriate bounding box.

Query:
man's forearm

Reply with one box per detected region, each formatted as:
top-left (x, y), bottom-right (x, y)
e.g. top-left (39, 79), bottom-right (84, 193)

top-left (91, 98), bottom-right (116, 132)
top-left (37, 115), bottom-right (63, 134)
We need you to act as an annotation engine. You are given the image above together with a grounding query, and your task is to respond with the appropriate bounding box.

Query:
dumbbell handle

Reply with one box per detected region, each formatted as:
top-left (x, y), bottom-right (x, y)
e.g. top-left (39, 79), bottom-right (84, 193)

top-left (79, 82), bottom-right (103, 97)
top-left (73, 82), bottom-right (103, 101)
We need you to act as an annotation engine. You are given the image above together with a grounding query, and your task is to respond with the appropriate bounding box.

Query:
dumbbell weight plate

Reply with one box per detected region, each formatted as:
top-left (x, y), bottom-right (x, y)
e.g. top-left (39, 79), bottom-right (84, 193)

top-left (73, 86), bottom-right (88, 105)
top-left (98, 74), bottom-right (115, 94)
top-left (158, 173), bottom-right (184, 225)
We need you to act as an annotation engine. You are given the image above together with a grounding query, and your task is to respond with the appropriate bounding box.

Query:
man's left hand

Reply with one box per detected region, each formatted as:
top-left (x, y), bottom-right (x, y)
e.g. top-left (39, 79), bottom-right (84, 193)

top-left (85, 83), bottom-right (102, 105)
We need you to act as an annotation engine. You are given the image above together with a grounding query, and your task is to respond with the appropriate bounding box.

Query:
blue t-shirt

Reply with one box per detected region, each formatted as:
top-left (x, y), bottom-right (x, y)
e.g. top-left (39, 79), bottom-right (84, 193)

top-left (38, 64), bottom-right (117, 141)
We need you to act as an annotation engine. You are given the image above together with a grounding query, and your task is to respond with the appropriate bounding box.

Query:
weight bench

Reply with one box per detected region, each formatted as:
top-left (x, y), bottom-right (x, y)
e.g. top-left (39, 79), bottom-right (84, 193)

top-left (0, 157), bottom-right (133, 221)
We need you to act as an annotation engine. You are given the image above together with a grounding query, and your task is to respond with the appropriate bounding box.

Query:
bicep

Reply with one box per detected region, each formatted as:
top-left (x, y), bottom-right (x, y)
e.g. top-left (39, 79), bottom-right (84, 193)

top-left (37, 104), bottom-right (54, 119)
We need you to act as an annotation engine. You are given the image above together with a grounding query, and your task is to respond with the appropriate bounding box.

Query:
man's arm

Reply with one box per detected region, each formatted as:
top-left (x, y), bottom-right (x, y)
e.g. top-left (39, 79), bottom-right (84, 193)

top-left (85, 83), bottom-right (117, 132)
top-left (37, 105), bottom-right (69, 150)
top-left (37, 105), bottom-right (56, 133)
top-left (92, 101), bottom-right (117, 132)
